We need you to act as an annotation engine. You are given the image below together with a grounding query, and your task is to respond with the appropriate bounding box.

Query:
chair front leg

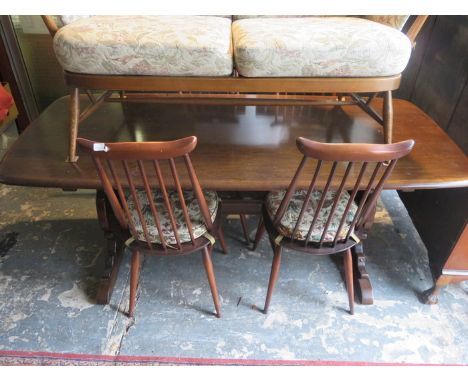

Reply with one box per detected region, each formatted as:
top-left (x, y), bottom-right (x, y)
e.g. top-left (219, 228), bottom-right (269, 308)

top-left (263, 244), bottom-right (282, 314)
top-left (129, 249), bottom-right (141, 318)
top-left (68, 87), bottom-right (80, 162)
top-left (202, 245), bottom-right (221, 318)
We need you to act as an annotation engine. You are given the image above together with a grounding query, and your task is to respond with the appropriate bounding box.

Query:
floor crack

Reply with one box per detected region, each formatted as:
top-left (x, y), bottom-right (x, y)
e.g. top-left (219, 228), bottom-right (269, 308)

top-left (103, 253), bottom-right (146, 358)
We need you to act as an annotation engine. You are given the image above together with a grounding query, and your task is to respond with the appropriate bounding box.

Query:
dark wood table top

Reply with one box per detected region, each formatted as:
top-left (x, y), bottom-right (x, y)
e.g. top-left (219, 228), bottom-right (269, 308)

top-left (1, 96), bottom-right (467, 191)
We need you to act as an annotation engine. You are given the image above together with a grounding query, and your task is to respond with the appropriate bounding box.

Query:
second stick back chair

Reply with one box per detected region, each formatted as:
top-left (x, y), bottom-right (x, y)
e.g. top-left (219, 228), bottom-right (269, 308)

top-left (77, 136), bottom-right (227, 318)
top-left (253, 137), bottom-right (415, 315)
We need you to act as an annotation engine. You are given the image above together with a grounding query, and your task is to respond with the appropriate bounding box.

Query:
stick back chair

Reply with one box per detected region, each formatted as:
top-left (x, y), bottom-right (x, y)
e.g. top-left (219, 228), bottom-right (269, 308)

top-left (253, 137), bottom-right (415, 315)
top-left (77, 136), bottom-right (226, 318)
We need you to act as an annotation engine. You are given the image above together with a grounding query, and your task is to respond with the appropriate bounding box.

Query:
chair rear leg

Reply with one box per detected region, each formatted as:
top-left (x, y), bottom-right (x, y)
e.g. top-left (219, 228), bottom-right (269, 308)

top-left (240, 214), bottom-right (250, 244)
top-left (129, 250), bottom-right (141, 318)
top-left (263, 244), bottom-right (282, 314)
top-left (253, 215), bottom-right (265, 251)
top-left (344, 248), bottom-right (355, 315)
top-left (68, 87), bottom-right (80, 162)
top-left (202, 246), bottom-right (221, 318)
top-left (216, 226), bottom-right (228, 254)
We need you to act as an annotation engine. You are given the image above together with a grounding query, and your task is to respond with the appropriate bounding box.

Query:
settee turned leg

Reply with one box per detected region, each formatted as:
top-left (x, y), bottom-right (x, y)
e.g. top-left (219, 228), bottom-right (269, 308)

top-left (383, 90), bottom-right (393, 144)
top-left (68, 87), bottom-right (80, 162)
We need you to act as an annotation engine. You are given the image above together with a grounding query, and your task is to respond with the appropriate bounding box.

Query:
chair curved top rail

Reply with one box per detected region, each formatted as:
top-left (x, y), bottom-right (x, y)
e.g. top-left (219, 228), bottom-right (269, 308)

top-left (77, 136), bottom-right (197, 160)
top-left (296, 137), bottom-right (415, 162)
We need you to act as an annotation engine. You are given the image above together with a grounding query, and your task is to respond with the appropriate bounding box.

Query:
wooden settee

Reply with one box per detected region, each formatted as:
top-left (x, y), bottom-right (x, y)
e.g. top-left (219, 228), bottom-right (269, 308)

top-left (41, 15), bottom-right (427, 162)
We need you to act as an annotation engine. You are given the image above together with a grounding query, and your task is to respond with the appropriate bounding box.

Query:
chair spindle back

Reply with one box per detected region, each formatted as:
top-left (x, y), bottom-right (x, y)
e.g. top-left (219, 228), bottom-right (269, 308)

top-left (77, 136), bottom-right (213, 251)
top-left (273, 137), bottom-right (415, 248)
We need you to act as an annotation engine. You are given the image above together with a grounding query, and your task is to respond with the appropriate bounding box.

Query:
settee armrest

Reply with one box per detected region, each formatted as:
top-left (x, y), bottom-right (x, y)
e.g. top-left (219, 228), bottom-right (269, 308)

top-left (41, 15), bottom-right (59, 37)
top-left (405, 15), bottom-right (429, 45)
top-left (362, 15), bottom-right (428, 44)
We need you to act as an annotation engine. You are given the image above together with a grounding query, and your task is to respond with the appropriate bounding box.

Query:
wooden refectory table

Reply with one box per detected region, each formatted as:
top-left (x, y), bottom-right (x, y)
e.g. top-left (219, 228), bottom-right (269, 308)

top-left (0, 96), bottom-right (467, 305)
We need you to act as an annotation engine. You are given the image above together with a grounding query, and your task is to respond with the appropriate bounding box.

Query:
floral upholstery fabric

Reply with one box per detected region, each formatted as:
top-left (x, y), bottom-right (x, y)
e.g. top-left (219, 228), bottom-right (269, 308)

top-left (233, 15), bottom-right (409, 31)
top-left (53, 16), bottom-right (233, 76)
top-left (232, 17), bottom-right (412, 77)
top-left (59, 15), bottom-right (408, 30)
top-left (266, 190), bottom-right (358, 242)
top-left (126, 189), bottom-right (219, 245)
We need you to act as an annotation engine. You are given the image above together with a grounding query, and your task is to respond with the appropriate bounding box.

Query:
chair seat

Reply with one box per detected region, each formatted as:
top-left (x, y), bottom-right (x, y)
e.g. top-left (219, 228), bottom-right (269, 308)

top-left (232, 17), bottom-right (412, 77)
top-left (266, 189), bottom-right (358, 242)
top-left (127, 189), bottom-right (219, 245)
top-left (53, 16), bottom-right (233, 76)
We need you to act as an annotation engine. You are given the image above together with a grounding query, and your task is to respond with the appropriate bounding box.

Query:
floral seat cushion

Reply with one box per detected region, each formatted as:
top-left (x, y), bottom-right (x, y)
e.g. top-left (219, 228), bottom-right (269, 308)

top-left (232, 17), bottom-right (412, 77)
top-left (126, 189), bottom-right (219, 245)
top-left (266, 189), bottom-right (358, 242)
top-left (53, 16), bottom-right (233, 76)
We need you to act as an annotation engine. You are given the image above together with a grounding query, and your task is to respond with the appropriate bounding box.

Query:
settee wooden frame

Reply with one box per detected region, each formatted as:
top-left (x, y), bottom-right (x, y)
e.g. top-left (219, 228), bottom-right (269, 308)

top-left (42, 15), bottom-right (428, 162)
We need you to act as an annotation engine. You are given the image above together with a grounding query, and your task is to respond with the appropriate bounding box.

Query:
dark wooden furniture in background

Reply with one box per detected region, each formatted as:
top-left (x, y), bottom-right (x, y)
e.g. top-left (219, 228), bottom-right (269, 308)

top-left (396, 15), bottom-right (468, 303)
top-left (255, 137), bottom-right (414, 315)
top-left (78, 136), bottom-right (225, 318)
top-left (1, 96), bottom-right (467, 304)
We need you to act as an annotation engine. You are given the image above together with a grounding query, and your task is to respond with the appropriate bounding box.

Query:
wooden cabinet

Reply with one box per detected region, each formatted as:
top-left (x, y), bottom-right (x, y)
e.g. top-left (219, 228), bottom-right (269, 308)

top-left (397, 16), bottom-right (468, 302)
top-left (399, 189), bottom-right (468, 303)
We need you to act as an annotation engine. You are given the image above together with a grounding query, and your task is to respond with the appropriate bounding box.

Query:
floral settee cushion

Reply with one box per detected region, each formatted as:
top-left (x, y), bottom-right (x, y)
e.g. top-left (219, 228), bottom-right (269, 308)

top-left (232, 15), bottom-right (410, 31)
top-left (266, 189), bottom-right (358, 242)
top-left (126, 189), bottom-right (219, 244)
top-left (53, 15), bottom-right (412, 78)
top-left (232, 17), bottom-right (412, 77)
top-left (53, 16), bottom-right (233, 76)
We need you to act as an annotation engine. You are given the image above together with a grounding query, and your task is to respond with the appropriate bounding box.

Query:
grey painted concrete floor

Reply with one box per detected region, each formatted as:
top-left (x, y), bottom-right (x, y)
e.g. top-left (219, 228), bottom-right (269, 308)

top-left (0, 184), bottom-right (466, 364)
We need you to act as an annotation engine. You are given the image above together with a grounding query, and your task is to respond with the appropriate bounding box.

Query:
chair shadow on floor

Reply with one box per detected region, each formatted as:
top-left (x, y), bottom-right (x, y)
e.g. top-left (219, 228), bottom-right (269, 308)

top-left (0, 219), bottom-right (106, 306)
top-left (127, 256), bottom-right (222, 319)
top-left (237, 228), bottom-right (350, 314)
top-left (1, 219), bottom-right (216, 319)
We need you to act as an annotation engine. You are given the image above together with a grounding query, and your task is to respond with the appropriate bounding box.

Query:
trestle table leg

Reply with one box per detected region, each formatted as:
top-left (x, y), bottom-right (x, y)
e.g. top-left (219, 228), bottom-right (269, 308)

top-left (95, 190), bottom-right (125, 305)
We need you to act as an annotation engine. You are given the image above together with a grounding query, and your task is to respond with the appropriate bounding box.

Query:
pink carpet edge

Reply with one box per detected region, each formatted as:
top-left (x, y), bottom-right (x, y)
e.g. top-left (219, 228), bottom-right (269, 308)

top-left (0, 350), bottom-right (466, 366)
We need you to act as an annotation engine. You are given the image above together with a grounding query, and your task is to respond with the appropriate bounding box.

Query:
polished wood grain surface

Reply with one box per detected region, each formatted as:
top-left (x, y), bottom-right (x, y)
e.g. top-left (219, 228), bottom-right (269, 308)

top-left (0, 96), bottom-right (467, 191)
